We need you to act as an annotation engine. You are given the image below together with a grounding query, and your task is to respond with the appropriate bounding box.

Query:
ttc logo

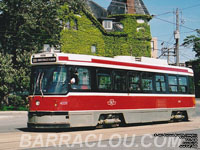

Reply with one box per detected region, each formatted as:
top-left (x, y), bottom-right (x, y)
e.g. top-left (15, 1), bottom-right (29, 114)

top-left (107, 99), bottom-right (116, 106)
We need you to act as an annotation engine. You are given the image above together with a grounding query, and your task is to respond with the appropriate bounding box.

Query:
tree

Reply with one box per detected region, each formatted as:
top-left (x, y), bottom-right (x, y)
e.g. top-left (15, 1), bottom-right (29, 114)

top-left (0, 0), bottom-right (65, 59)
top-left (0, 0), bottom-right (66, 108)
top-left (183, 29), bottom-right (200, 97)
top-left (0, 53), bottom-right (16, 107)
top-left (183, 29), bottom-right (200, 58)
top-left (58, 0), bottom-right (88, 22)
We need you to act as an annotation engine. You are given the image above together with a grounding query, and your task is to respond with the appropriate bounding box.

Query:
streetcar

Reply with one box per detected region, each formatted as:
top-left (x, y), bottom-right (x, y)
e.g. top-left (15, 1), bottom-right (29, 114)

top-left (28, 52), bottom-right (195, 128)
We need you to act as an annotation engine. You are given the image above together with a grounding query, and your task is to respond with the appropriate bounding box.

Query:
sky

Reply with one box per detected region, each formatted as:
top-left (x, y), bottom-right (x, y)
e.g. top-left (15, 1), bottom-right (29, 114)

top-left (93, 0), bottom-right (200, 63)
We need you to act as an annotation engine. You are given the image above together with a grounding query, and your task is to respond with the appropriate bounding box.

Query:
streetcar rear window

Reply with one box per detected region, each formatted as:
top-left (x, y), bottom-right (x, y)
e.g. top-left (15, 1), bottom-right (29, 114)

top-left (178, 76), bottom-right (187, 93)
top-left (188, 76), bottom-right (195, 94)
top-left (155, 75), bottom-right (166, 92)
top-left (168, 76), bottom-right (178, 93)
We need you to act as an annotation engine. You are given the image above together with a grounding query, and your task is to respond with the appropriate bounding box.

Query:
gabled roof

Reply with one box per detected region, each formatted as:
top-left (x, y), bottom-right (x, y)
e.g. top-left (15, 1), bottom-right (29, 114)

top-left (107, 0), bottom-right (150, 15)
top-left (86, 0), bottom-right (108, 19)
top-left (83, 0), bottom-right (150, 35)
top-left (135, 0), bottom-right (149, 15)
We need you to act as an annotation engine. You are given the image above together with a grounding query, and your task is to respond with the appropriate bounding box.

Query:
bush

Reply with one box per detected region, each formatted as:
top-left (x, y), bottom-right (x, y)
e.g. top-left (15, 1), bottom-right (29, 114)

top-left (0, 95), bottom-right (29, 111)
top-left (8, 95), bottom-right (27, 107)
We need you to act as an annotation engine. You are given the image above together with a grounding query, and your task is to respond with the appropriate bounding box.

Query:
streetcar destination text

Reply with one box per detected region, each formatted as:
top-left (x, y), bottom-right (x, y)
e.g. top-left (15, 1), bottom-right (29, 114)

top-left (32, 57), bottom-right (56, 63)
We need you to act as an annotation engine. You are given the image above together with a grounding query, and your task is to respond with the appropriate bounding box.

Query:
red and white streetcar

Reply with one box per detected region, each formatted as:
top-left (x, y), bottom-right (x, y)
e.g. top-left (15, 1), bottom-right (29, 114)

top-left (28, 52), bottom-right (195, 128)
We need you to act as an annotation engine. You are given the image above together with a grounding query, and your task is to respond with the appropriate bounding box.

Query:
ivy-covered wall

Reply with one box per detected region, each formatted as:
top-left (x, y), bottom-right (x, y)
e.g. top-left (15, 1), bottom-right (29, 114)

top-left (104, 14), bottom-right (152, 57)
top-left (60, 12), bottom-right (106, 56)
top-left (60, 4), bottom-right (152, 58)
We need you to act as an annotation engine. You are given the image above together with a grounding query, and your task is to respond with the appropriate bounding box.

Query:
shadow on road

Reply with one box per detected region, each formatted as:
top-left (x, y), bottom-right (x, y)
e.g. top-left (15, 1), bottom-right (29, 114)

top-left (17, 120), bottom-right (191, 133)
top-left (17, 126), bottom-right (96, 133)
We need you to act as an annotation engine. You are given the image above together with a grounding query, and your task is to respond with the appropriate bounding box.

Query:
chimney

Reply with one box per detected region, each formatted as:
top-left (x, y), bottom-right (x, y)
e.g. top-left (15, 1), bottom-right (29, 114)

top-left (127, 0), bottom-right (135, 14)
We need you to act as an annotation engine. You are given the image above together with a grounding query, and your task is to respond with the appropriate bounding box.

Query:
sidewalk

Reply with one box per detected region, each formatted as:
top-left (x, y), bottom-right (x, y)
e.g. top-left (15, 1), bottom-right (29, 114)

top-left (196, 98), bottom-right (200, 104)
top-left (0, 111), bottom-right (27, 114)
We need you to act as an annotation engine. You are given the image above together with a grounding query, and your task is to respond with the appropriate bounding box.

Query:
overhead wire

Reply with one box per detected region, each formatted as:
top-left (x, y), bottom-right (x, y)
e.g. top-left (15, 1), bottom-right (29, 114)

top-left (180, 3), bottom-right (200, 11)
top-left (153, 16), bottom-right (197, 32)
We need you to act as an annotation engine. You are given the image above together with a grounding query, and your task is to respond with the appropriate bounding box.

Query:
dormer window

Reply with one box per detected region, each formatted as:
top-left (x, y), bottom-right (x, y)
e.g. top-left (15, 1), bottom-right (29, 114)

top-left (137, 19), bottom-right (145, 24)
top-left (103, 20), bottom-right (113, 30)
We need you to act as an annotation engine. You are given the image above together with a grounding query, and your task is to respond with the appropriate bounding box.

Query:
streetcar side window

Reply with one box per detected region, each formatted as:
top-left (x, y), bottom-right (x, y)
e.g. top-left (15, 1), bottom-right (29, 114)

top-left (113, 71), bottom-right (127, 92)
top-left (188, 76), bottom-right (195, 94)
top-left (141, 73), bottom-right (153, 92)
top-left (128, 72), bottom-right (141, 92)
top-left (155, 74), bottom-right (166, 92)
top-left (70, 67), bottom-right (91, 90)
top-left (97, 69), bottom-right (112, 90)
top-left (168, 75), bottom-right (178, 93)
top-left (178, 76), bottom-right (187, 93)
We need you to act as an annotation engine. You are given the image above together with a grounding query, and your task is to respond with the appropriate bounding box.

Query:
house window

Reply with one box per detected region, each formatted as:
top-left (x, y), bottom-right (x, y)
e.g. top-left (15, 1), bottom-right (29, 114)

top-left (66, 21), bottom-right (70, 29)
top-left (103, 20), bottom-right (113, 30)
top-left (91, 45), bottom-right (96, 54)
top-left (137, 27), bottom-right (144, 32)
top-left (137, 19), bottom-right (145, 24)
top-left (64, 20), bottom-right (78, 30)
top-left (151, 41), bottom-right (154, 51)
top-left (114, 22), bottom-right (124, 31)
top-left (73, 20), bottom-right (78, 30)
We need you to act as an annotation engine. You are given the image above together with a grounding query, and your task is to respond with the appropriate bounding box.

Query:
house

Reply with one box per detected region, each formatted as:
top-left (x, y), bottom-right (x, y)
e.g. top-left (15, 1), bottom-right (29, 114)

top-left (151, 37), bottom-right (158, 59)
top-left (60, 0), bottom-right (152, 57)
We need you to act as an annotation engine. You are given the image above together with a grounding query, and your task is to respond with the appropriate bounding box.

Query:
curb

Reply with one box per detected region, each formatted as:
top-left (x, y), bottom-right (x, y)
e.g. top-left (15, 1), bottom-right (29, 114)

top-left (0, 111), bottom-right (28, 114)
top-left (196, 101), bottom-right (200, 105)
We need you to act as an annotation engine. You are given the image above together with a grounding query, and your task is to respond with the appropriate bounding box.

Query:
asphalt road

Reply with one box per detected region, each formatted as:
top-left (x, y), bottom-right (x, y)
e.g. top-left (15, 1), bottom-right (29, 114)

top-left (0, 99), bottom-right (199, 150)
top-left (27, 129), bottom-right (200, 150)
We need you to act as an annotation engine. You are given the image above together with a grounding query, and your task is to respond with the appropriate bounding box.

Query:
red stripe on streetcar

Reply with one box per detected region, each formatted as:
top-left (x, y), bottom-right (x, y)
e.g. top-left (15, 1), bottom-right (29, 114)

top-left (92, 59), bottom-right (189, 73)
top-left (58, 56), bottom-right (69, 61)
top-left (29, 96), bottom-right (195, 111)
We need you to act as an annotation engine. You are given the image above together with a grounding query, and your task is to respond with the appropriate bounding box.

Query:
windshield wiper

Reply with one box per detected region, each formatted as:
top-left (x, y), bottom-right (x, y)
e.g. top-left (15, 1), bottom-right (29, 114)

top-left (40, 72), bottom-right (44, 97)
top-left (33, 72), bottom-right (41, 97)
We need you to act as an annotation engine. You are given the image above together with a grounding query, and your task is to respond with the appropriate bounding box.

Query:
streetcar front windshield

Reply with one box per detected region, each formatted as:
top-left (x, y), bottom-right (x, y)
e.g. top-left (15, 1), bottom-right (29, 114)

top-left (31, 65), bottom-right (68, 95)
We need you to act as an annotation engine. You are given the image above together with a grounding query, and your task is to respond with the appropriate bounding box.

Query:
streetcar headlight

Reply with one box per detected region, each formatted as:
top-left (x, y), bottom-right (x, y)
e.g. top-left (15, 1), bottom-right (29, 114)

top-left (36, 100), bottom-right (40, 106)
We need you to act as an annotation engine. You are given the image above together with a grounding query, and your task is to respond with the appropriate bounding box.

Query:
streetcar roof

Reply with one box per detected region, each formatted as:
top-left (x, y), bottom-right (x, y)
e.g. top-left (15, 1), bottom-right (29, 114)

top-left (31, 52), bottom-right (193, 76)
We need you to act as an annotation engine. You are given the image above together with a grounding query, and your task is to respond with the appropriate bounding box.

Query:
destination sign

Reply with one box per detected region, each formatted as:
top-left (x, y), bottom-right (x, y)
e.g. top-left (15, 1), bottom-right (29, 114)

top-left (32, 57), bottom-right (56, 63)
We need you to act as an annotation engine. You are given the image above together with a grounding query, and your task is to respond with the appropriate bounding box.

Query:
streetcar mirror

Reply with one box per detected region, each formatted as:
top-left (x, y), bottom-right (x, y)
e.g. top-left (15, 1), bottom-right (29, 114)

top-left (70, 78), bottom-right (76, 84)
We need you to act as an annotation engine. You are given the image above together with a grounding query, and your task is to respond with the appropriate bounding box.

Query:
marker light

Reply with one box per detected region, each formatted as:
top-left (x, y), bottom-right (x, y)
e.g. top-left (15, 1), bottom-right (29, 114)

top-left (36, 100), bottom-right (40, 106)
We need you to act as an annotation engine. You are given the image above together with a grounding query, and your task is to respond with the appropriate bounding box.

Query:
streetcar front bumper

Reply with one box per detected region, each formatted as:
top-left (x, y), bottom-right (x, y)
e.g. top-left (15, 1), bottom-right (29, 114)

top-left (27, 111), bottom-right (70, 128)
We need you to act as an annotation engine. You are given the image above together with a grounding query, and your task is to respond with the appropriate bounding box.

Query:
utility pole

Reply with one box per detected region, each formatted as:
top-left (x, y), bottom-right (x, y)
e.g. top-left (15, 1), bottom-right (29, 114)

top-left (174, 8), bottom-right (180, 66)
top-left (158, 8), bottom-right (180, 65)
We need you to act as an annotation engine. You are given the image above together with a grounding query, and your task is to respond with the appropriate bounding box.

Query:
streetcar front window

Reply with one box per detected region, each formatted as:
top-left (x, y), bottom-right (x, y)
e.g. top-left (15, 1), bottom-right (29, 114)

top-left (31, 66), bottom-right (68, 95)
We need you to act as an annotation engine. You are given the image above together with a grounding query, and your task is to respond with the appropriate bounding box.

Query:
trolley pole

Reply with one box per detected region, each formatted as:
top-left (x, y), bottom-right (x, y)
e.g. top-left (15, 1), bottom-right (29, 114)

top-left (174, 8), bottom-right (180, 66)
